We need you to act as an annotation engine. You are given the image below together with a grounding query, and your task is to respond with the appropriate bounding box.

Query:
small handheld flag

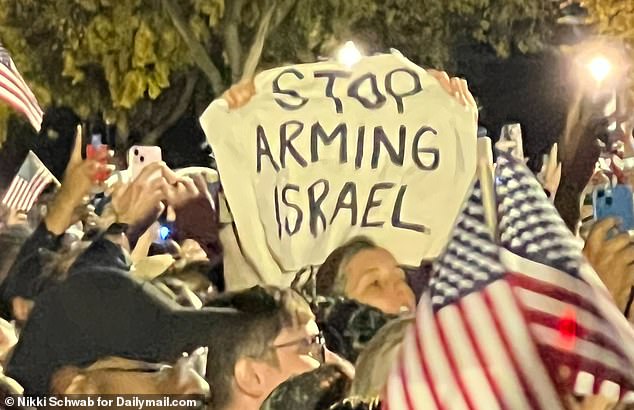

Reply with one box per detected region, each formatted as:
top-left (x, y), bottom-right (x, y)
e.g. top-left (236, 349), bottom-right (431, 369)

top-left (1, 151), bottom-right (59, 212)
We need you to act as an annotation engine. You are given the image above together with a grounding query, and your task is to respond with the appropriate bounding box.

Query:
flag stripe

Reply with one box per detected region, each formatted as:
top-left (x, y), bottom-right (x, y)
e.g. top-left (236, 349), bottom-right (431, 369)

top-left (433, 310), bottom-right (477, 410)
top-left (4, 178), bottom-right (25, 209)
top-left (485, 281), bottom-right (565, 410)
top-left (0, 86), bottom-right (41, 130)
top-left (412, 314), bottom-right (442, 409)
top-left (502, 249), bottom-right (634, 379)
top-left (420, 294), bottom-right (470, 410)
top-left (4, 61), bottom-right (42, 114)
top-left (532, 326), bottom-right (634, 388)
top-left (0, 66), bottom-right (43, 122)
top-left (524, 310), bottom-right (628, 366)
top-left (0, 64), bottom-right (42, 120)
top-left (400, 332), bottom-right (438, 410)
top-left (1, 152), bottom-right (56, 212)
top-left (12, 179), bottom-right (30, 210)
top-left (20, 168), bottom-right (46, 211)
top-left (506, 271), bottom-right (601, 318)
top-left (438, 305), bottom-right (501, 409)
top-left (22, 168), bottom-right (50, 211)
top-left (2, 176), bottom-right (21, 207)
top-left (515, 286), bottom-right (628, 358)
top-left (460, 294), bottom-right (532, 410)
top-left (0, 45), bottom-right (43, 130)
top-left (457, 298), bottom-right (508, 410)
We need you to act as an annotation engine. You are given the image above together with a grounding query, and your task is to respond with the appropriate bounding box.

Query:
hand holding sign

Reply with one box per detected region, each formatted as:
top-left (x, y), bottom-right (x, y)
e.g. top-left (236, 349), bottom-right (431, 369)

top-left (222, 78), bottom-right (256, 110)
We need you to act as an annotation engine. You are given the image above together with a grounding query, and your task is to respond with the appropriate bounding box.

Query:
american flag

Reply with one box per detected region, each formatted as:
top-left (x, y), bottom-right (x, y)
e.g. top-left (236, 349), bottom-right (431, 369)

top-left (0, 42), bottom-right (43, 131)
top-left (385, 180), bottom-right (564, 410)
top-left (496, 153), bottom-right (634, 401)
top-left (385, 154), bottom-right (634, 410)
top-left (1, 151), bottom-right (58, 212)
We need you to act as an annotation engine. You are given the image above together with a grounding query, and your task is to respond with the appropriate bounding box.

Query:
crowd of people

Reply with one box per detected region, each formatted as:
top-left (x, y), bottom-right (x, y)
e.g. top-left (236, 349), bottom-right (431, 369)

top-left (0, 68), bottom-right (632, 410)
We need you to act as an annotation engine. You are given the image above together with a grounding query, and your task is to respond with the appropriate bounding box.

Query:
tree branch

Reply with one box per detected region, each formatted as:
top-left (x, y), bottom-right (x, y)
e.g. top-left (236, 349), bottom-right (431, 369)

top-left (143, 71), bottom-right (198, 145)
top-left (162, 0), bottom-right (225, 93)
top-left (269, 0), bottom-right (297, 32)
top-left (241, 0), bottom-right (276, 80)
top-left (223, 0), bottom-right (246, 84)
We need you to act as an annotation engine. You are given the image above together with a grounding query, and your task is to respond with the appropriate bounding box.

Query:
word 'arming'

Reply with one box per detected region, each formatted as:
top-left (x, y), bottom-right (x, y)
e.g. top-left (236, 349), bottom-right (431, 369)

top-left (257, 122), bottom-right (439, 173)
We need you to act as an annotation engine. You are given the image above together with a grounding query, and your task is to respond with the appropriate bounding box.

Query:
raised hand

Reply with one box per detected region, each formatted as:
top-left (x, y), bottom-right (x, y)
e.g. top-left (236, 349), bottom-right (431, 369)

top-left (537, 143), bottom-right (562, 200)
top-left (111, 162), bottom-right (179, 240)
top-left (45, 125), bottom-right (113, 235)
top-left (427, 69), bottom-right (478, 124)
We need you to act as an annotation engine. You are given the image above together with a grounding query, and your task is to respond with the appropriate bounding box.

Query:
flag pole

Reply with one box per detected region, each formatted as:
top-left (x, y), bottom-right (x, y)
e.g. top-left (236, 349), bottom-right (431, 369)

top-left (477, 137), bottom-right (498, 241)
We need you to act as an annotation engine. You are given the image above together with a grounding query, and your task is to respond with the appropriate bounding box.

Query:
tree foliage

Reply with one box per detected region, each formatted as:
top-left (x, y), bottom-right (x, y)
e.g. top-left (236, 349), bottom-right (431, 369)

top-left (0, 0), bottom-right (558, 146)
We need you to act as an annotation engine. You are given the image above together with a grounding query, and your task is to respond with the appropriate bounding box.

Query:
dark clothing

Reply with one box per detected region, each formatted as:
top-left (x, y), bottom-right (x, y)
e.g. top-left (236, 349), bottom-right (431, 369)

top-left (315, 297), bottom-right (394, 363)
top-left (260, 365), bottom-right (351, 410)
top-left (6, 266), bottom-right (245, 395)
top-left (0, 223), bottom-right (63, 318)
top-left (70, 233), bottom-right (130, 272)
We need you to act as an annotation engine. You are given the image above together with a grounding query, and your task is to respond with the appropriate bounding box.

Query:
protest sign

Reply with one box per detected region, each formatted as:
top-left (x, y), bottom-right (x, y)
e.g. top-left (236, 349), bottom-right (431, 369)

top-left (201, 51), bottom-right (477, 286)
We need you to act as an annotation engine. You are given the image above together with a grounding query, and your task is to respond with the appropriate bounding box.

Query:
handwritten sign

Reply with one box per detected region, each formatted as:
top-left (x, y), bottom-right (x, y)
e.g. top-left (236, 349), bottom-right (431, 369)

top-left (200, 52), bottom-right (477, 286)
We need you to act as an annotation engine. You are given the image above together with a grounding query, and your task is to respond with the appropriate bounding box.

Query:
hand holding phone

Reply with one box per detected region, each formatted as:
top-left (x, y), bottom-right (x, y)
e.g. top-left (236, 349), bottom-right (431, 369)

top-left (593, 184), bottom-right (634, 234)
top-left (128, 146), bottom-right (162, 181)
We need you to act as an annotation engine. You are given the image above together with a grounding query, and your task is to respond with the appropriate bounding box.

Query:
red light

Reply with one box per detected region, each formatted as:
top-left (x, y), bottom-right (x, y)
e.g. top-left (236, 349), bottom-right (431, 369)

top-left (558, 307), bottom-right (577, 350)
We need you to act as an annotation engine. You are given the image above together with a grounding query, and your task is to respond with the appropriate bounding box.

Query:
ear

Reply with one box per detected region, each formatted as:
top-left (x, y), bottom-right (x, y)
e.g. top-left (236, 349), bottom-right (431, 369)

top-left (234, 357), bottom-right (266, 398)
top-left (11, 297), bottom-right (33, 322)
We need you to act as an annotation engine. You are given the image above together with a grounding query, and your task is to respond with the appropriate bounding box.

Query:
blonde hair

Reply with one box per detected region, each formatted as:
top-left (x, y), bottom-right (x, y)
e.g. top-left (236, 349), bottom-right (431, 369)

top-left (351, 316), bottom-right (414, 397)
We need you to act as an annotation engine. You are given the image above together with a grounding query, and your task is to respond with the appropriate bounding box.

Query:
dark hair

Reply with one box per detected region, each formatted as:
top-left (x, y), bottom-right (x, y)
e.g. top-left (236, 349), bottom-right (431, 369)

top-left (205, 286), bottom-right (314, 410)
top-left (35, 107), bottom-right (82, 180)
top-left (315, 236), bottom-right (376, 296)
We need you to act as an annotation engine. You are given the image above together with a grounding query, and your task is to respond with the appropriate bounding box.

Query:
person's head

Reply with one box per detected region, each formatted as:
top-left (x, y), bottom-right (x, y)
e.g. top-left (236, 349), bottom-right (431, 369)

top-left (350, 316), bottom-right (414, 398)
top-left (316, 237), bottom-right (415, 315)
top-left (206, 286), bottom-right (321, 410)
top-left (2, 240), bottom-right (87, 325)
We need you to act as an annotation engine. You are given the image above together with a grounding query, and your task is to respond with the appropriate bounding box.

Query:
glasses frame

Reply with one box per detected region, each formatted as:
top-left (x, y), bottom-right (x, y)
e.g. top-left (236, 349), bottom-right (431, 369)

top-left (271, 332), bottom-right (326, 364)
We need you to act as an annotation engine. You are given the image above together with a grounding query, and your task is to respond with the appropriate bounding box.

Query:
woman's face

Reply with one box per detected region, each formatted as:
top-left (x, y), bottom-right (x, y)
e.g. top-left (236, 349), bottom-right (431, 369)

top-left (342, 247), bottom-right (416, 315)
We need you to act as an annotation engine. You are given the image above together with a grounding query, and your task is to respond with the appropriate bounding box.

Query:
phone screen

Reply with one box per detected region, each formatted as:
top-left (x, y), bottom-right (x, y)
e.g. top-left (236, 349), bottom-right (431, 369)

top-left (86, 133), bottom-right (109, 182)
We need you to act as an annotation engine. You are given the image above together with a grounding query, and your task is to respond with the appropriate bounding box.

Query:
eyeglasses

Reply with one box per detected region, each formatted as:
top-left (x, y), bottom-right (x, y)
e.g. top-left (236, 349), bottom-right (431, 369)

top-left (271, 333), bottom-right (326, 364)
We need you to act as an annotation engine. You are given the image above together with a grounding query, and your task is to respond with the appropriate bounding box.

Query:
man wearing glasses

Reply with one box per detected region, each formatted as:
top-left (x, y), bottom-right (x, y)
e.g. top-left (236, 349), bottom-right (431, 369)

top-left (206, 287), bottom-right (332, 410)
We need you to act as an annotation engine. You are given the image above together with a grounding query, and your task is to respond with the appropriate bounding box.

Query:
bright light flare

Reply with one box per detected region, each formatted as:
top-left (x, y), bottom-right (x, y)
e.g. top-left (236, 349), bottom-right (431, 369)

top-left (337, 41), bottom-right (362, 68)
top-left (587, 56), bottom-right (612, 84)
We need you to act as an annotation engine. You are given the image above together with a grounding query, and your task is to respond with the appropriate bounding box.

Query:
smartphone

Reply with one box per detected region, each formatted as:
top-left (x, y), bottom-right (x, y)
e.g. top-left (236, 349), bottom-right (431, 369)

top-left (86, 133), bottom-right (109, 182)
top-left (593, 184), bottom-right (634, 233)
top-left (128, 146), bottom-right (162, 180)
